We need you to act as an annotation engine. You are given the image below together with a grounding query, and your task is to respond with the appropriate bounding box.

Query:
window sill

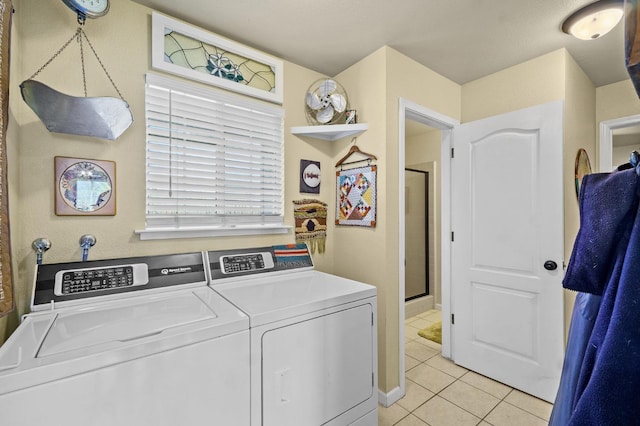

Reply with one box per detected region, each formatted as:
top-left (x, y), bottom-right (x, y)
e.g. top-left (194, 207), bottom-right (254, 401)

top-left (135, 224), bottom-right (291, 240)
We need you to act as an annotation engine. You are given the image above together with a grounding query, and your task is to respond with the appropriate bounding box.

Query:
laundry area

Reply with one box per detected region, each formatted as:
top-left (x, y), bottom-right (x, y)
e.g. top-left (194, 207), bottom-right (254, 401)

top-left (2, 0), bottom-right (640, 425)
top-left (0, 245), bottom-right (377, 425)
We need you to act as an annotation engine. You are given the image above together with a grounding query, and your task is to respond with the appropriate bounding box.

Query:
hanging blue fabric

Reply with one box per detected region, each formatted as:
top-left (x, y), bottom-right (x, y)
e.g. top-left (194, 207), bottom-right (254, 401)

top-left (630, 150), bottom-right (640, 176)
top-left (559, 168), bottom-right (640, 425)
top-left (549, 292), bottom-right (601, 426)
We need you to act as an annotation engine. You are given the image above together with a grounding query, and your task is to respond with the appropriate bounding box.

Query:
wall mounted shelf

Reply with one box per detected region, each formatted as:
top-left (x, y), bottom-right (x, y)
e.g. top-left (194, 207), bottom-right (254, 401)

top-left (291, 123), bottom-right (368, 141)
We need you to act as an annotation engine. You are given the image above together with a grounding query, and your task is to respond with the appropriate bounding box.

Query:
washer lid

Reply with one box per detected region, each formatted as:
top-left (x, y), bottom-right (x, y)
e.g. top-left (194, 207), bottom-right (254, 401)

top-left (38, 289), bottom-right (217, 358)
top-left (0, 287), bottom-right (246, 371)
top-left (213, 271), bottom-right (376, 327)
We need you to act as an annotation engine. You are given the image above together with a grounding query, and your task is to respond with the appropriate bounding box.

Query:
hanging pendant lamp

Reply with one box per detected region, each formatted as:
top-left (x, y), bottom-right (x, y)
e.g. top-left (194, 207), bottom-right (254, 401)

top-left (20, 23), bottom-right (133, 140)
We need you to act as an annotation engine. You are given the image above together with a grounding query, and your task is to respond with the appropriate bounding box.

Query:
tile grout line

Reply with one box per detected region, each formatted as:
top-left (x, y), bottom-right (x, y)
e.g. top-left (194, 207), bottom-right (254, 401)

top-left (404, 354), bottom-right (553, 425)
top-left (398, 312), bottom-right (553, 425)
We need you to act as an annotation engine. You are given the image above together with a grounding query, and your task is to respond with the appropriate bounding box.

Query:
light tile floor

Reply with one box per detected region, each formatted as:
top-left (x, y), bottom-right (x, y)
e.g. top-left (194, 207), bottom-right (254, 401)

top-left (379, 309), bottom-right (553, 426)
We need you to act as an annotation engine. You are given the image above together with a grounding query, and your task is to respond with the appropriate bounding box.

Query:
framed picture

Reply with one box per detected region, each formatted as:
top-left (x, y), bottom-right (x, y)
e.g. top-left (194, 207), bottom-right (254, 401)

top-left (345, 110), bottom-right (357, 124)
top-left (300, 160), bottom-right (321, 194)
top-left (151, 12), bottom-right (284, 104)
top-left (336, 165), bottom-right (377, 227)
top-left (55, 157), bottom-right (116, 216)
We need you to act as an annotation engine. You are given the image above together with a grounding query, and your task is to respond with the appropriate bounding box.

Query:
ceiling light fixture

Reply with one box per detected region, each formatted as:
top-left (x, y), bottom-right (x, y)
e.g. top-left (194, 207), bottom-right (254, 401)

top-left (562, 0), bottom-right (625, 40)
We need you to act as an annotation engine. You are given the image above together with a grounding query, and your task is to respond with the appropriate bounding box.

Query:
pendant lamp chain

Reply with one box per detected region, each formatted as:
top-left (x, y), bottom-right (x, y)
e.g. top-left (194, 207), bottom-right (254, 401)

top-left (26, 24), bottom-right (126, 102)
top-left (78, 26), bottom-right (87, 97)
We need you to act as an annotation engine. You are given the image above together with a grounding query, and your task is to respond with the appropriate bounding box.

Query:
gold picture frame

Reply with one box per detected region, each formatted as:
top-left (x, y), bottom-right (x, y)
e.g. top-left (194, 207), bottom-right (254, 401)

top-left (55, 156), bottom-right (116, 216)
top-left (574, 148), bottom-right (592, 199)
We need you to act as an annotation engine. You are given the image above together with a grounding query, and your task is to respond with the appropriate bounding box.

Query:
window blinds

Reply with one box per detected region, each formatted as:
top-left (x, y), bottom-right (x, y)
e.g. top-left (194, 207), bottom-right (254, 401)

top-left (145, 73), bottom-right (284, 229)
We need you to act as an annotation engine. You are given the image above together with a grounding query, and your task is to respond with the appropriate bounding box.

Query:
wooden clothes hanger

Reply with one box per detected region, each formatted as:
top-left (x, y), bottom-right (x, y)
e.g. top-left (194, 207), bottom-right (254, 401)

top-left (335, 139), bottom-right (377, 167)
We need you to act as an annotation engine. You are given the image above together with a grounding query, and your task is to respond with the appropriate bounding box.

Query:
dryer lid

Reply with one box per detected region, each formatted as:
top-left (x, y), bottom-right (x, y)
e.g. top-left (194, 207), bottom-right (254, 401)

top-left (213, 271), bottom-right (376, 327)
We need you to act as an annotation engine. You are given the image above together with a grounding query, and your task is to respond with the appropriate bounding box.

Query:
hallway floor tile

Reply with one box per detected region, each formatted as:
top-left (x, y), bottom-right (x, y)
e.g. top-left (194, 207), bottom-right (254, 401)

top-left (380, 310), bottom-right (553, 425)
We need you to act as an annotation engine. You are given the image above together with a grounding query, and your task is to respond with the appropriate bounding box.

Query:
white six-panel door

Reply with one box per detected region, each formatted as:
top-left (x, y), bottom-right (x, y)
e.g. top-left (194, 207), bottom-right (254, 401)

top-left (451, 101), bottom-right (564, 402)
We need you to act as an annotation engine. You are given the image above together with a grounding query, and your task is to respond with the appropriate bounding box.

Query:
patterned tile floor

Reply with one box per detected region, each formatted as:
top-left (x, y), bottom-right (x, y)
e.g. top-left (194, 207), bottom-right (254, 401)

top-left (379, 309), bottom-right (553, 426)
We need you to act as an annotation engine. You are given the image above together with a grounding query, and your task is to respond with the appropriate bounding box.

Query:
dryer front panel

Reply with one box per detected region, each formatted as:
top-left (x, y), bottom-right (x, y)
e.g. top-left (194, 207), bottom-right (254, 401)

top-left (261, 303), bottom-right (375, 426)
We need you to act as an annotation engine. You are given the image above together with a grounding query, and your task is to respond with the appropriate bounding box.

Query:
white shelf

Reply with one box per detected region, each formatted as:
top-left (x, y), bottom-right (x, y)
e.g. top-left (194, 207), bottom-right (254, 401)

top-left (291, 123), bottom-right (368, 141)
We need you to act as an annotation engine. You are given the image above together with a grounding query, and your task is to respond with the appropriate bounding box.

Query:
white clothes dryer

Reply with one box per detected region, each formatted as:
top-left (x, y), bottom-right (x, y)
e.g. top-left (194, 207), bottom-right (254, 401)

top-left (0, 252), bottom-right (250, 426)
top-left (207, 244), bottom-right (378, 426)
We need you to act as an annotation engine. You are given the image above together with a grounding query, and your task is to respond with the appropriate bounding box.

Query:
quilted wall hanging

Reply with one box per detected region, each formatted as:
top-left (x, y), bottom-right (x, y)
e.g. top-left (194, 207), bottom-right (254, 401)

top-left (336, 165), bottom-right (377, 227)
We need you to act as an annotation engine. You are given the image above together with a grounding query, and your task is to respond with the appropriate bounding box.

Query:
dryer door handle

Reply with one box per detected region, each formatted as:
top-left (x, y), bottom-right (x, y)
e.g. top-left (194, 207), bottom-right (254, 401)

top-left (276, 368), bottom-right (291, 404)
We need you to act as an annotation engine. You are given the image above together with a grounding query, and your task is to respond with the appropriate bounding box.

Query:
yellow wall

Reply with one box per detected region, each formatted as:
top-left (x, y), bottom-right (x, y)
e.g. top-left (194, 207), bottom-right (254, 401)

top-left (332, 47), bottom-right (392, 391)
top-left (462, 49), bottom-right (566, 123)
top-left (334, 46), bottom-right (462, 393)
top-left (596, 79), bottom-right (640, 124)
top-left (1, 0), bottom-right (330, 340)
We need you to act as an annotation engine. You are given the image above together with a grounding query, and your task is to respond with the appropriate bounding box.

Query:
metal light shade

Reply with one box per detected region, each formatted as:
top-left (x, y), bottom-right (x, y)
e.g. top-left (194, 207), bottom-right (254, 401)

top-left (562, 0), bottom-right (625, 40)
top-left (20, 80), bottom-right (133, 140)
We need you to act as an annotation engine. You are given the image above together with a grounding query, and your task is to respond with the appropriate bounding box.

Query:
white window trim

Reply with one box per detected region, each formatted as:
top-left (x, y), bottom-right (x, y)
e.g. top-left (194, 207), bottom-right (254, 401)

top-left (135, 224), bottom-right (291, 240)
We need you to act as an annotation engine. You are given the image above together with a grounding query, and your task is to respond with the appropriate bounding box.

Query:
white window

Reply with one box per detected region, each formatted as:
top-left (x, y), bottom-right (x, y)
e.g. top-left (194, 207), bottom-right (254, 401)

top-left (139, 73), bottom-right (287, 240)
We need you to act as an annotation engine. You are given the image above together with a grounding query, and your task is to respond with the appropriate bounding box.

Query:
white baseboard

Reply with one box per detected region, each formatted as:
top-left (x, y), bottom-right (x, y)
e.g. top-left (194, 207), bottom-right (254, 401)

top-left (378, 386), bottom-right (403, 407)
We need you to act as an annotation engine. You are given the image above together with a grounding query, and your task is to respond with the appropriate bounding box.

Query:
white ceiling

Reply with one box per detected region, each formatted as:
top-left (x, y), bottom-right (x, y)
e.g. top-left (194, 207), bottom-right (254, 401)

top-left (131, 0), bottom-right (630, 87)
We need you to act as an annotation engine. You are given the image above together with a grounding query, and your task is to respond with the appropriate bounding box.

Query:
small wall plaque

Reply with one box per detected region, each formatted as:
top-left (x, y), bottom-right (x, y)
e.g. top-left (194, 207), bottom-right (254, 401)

top-left (300, 160), bottom-right (321, 194)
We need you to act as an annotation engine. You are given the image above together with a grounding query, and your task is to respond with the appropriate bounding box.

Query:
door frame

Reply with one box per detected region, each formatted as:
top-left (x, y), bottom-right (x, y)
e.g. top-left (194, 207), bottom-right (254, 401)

top-left (404, 167), bottom-right (430, 301)
top-left (397, 98), bottom-right (458, 403)
top-left (599, 114), bottom-right (640, 172)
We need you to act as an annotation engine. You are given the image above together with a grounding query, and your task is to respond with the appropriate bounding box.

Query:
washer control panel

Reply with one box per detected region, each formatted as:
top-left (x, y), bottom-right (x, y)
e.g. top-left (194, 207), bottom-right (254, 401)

top-left (220, 252), bottom-right (274, 275)
top-left (33, 252), bottom-right (207, 311)
top-left (54, 264), bottom-right (149, 296)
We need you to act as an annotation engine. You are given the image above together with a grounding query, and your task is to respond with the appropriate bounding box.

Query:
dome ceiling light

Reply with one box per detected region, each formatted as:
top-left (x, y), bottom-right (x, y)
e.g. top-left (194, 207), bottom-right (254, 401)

top-left (562, 0), bottom-right (625, 40)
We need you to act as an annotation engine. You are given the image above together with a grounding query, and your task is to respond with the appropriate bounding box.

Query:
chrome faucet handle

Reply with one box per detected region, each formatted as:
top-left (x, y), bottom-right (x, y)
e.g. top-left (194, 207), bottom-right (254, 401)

top-left (32, 238), bottom-right (52, 265)
top-left (79, 234), bottom-right (97, 262)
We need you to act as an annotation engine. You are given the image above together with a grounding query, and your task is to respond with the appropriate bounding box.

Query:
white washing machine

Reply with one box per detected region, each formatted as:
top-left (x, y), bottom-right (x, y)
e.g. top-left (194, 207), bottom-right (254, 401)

top-left (0, 252), bottom-right (250, 426)
top-left (207, 244), bottom-right (378, 426)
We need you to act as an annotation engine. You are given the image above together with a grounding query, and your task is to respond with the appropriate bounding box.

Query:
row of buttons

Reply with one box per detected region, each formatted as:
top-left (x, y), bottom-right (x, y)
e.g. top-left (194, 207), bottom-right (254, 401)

top-left (62, 267), bottom-right (134, 295)
top-left (69, 268), bottom-right (128, 280)
top-left (222, 254), bottom-right (265, 274)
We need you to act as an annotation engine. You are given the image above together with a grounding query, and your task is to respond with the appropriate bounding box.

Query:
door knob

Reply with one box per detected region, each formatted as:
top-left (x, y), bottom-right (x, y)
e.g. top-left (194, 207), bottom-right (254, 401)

top-left (544, 260), bottom-right (558, 271)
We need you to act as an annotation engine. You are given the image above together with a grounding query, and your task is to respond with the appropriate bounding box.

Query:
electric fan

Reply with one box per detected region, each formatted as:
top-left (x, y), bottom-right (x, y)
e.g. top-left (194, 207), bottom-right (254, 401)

top-left (305, 79), bottom-right (349, 125)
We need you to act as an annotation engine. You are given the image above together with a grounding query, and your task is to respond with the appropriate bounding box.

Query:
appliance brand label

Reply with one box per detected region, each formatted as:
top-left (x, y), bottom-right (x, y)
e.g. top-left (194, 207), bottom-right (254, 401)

top-left (160, 266), bottom-right (192, 275)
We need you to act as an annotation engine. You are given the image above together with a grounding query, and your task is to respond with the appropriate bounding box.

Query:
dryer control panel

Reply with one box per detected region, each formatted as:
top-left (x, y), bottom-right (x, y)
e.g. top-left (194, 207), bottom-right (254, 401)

top-left (220, 252), bottom-right (274, 275)
top-left (208, 244), bottom-right (313, 282)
